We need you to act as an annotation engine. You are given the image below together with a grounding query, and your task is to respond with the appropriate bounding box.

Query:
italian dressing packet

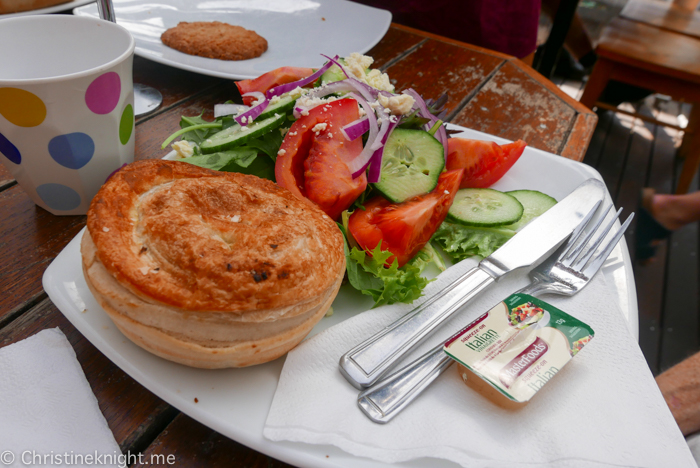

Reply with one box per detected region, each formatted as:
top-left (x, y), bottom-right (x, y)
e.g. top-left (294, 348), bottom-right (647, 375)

top-left (444, 293), bottom-right (594, 408)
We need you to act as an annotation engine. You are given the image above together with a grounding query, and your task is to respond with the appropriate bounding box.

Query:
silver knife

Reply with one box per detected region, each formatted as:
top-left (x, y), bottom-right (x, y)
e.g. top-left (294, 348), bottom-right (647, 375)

top-left (339, 178), bottom-right (606, 389)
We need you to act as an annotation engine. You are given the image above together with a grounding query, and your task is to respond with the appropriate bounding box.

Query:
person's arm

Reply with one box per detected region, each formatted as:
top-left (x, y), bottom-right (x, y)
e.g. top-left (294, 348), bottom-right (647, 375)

top-left (656, 351), bottom-right (700, 436)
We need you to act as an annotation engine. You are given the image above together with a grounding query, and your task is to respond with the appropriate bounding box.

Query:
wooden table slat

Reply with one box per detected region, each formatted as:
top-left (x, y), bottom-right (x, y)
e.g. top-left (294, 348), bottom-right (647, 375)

top-left (0, 186), bottom-right (85, 322)
top-left (367, 25), bottom-right (425, 70)
top-left (620, 0), bottom-right (700, 40)
top-left (135, 413), bottom-right (293, 468)
top-left (451, 60), bottom-right (579, 155)
top-left (383, 38), bottom-right (505, 116)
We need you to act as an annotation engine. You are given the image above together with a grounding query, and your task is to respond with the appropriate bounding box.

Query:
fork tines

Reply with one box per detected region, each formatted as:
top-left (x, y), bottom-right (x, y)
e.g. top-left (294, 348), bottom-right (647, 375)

top-left (560, 201), bottom-right (635, 277)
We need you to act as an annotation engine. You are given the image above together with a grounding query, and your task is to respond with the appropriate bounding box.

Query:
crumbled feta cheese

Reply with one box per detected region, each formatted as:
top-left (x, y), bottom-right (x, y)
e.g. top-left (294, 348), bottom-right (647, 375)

top-left (102, 227), bottom-right (110, 232)
top-left (289, 86), bottom-right (308, 99)
top-left (296, 94), bottom-right (338, 112)
top-left (366, 69), bottom-right (394, 92)
top-left (301, 110), bottom-right (309, 116)
top-left (231, 215), bottom-right (241, 222)
top-left (278, 149), bottom-right (286, 156)
top-left (240, 125), bottom-right (250, 132)
top-left (312, 123), bottom-right (328, 133)
top-left (340, 53), bottom-right (394, 92)
top-left (344, 52), bottom-right (374, 80)
top-left (444, 190), bottom-right (450, 195)
top-left (328, 132), bottom-right (333, 138)
top-left (378, 94), bottom-right (416, 115)
top-left (172, 140), bottom-right (195, 159)
top-left (270, 95), bottom-right (281, 104)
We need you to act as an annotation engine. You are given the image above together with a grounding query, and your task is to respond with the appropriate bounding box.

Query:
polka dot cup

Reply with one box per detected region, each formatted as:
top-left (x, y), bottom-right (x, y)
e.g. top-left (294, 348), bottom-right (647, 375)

top-left (0, 15), bottom-right (135, 215)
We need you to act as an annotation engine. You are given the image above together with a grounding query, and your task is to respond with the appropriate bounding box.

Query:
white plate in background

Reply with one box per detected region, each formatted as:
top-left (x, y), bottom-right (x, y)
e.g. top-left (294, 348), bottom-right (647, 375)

top-left (73, 0), bottom-right (391, 80)
top-left (44, 125), bottom-right (637, 467)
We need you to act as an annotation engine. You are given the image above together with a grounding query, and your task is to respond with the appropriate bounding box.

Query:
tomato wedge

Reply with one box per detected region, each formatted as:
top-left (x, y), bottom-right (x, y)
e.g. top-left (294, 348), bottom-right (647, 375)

top-left (275, 98), bottom-right (367, 221)
top-left (446, 138), bottom-right (526, 189)
top-left (348, 169), bottom-right (464, 268)
top-left (235, 67), bottom-right (315, 105)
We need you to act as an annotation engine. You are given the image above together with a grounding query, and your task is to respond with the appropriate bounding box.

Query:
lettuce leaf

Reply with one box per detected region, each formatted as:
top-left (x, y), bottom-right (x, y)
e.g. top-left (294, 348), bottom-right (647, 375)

top-left (431, 222), bottom-right (516, 261)
top-left (179, 114), bottom-right (220, 145)
top-left (245, 128), bottom-right (286, 161)
top-left (346, 243), bottom-right (432, 308)
top-left (181, 148), bottom-right (276, 181)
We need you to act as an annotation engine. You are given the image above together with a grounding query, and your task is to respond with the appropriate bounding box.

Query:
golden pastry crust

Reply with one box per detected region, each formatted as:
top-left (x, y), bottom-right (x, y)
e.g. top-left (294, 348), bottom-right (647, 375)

top-left (87, 159), bottom-right (344, 313)
top-left (82, 160), bottom-right (345, 367)
top-left (161, 21), bottom-right (268, 61)
top-left (0, 0), bottom-right (70, 14)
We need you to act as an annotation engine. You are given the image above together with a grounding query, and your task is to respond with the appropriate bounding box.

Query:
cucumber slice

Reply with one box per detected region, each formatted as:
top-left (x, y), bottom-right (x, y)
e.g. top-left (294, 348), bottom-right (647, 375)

top-left (503, 190), bottom-right (557, 231)
top-left (200, 113), bottom-right (285, 154)
top-left (373, 128), bottom-right (445, 203)
top-left (319, 61), bottom-right (349, 86)
top-left (258, 95), bottom-right (296, 120)
top-left (447, 188), bottom-right (524, 227)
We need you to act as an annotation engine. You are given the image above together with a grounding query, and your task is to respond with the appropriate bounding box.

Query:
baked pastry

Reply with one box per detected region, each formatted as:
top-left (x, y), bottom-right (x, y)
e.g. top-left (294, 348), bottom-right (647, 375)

top-left (81, 160), bottom-right (345, 368)
top-left (161, 21), bottom-right (268, 61)
top-left (0, 0), bottom-right (70, 14)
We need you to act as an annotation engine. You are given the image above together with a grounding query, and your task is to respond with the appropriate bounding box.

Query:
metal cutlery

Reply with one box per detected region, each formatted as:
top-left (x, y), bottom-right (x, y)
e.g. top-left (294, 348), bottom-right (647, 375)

top-left (339, 178), bottom-right (606, 389)
top-left (357, 201), bottom-right (634, 423)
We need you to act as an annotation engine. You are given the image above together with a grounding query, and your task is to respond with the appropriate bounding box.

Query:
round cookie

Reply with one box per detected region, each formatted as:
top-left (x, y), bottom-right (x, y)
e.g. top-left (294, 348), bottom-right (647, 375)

top-left (81, 159), bottom-right (345, 368)
top-left (161, 21), bottom-right (268, 61)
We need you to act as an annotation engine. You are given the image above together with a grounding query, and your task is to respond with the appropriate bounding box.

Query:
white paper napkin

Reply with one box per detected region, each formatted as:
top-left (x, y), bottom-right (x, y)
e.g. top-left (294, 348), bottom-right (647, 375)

top-left (0, 328), bottom-right (122, 468)
top-left (264, 258), bottom-right (696, 468)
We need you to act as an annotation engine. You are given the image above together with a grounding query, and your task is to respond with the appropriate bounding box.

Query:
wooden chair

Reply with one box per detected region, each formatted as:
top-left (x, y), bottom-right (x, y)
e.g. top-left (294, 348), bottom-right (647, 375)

top-left (579, 0), bottom-right (700, 194)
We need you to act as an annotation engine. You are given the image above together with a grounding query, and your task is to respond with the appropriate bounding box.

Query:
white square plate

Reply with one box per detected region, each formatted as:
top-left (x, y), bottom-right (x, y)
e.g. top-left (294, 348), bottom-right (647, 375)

top-left (73, 0), bottom-right (392, 80)
top-left (43, 125), bottom-right (636, 467)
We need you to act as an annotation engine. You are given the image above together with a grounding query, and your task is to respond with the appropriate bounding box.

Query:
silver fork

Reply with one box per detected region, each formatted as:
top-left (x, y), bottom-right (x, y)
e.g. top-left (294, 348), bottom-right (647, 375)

top-left (357, 202), bottom-right (634, 424)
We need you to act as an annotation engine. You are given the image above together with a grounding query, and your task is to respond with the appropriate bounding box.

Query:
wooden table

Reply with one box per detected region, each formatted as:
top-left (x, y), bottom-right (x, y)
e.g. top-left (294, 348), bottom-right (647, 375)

top-left (0, 23), bottom-right (596, 466)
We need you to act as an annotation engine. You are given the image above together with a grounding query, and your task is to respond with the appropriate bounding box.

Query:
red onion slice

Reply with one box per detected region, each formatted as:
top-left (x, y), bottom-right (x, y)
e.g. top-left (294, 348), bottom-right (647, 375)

top-left (214, 103), bottom-right (249, 118)
top-left (403, 88), bottom-right (447, 159)
top-left (341, 117), bottom-right (369, 141)
top-left (347, 92), bottom-right (380, 177)
top-left (320, 54), bottom-right (350, 79)
top-left (369, 114), bottom-right (394, 150)
top-left (266, 56), bottom-right (338, 99)
top-left (235, 92), bottom-right (269, 126)
top-left (292, 75), bottom-right (383, 118)
top-left (366, 120), bottom-right (398, 183)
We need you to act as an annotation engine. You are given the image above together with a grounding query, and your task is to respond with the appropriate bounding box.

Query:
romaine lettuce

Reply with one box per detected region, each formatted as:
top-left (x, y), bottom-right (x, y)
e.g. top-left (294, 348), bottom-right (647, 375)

top-left (431, 222), bottom-right (516, 261)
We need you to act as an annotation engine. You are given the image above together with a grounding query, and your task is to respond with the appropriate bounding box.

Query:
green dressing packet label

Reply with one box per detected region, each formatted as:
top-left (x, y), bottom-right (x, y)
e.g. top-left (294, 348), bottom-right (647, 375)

top-left (444, 293), bottom-right (594, 404)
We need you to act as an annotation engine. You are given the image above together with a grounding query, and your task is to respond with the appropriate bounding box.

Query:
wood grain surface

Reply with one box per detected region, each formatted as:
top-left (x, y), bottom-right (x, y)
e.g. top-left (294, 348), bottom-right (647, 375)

top-left (452, 60), bottom-right (578, 155)
top-left (0, 24), bottom-right (597, 467)
top-left (620, 0), bottom-right (700, 39)
top-left (597, 17), bottom-right (700, 85)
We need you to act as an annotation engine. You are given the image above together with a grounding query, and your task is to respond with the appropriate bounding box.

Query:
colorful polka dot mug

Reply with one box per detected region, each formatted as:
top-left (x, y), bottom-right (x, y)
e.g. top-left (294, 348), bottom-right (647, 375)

top-left (0, 15), bottom-right (135, 215)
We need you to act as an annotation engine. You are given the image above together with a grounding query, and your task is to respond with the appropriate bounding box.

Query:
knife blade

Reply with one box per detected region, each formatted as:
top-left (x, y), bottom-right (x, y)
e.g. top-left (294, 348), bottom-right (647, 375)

top-left (339, 178), bottom-right (606, 389)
